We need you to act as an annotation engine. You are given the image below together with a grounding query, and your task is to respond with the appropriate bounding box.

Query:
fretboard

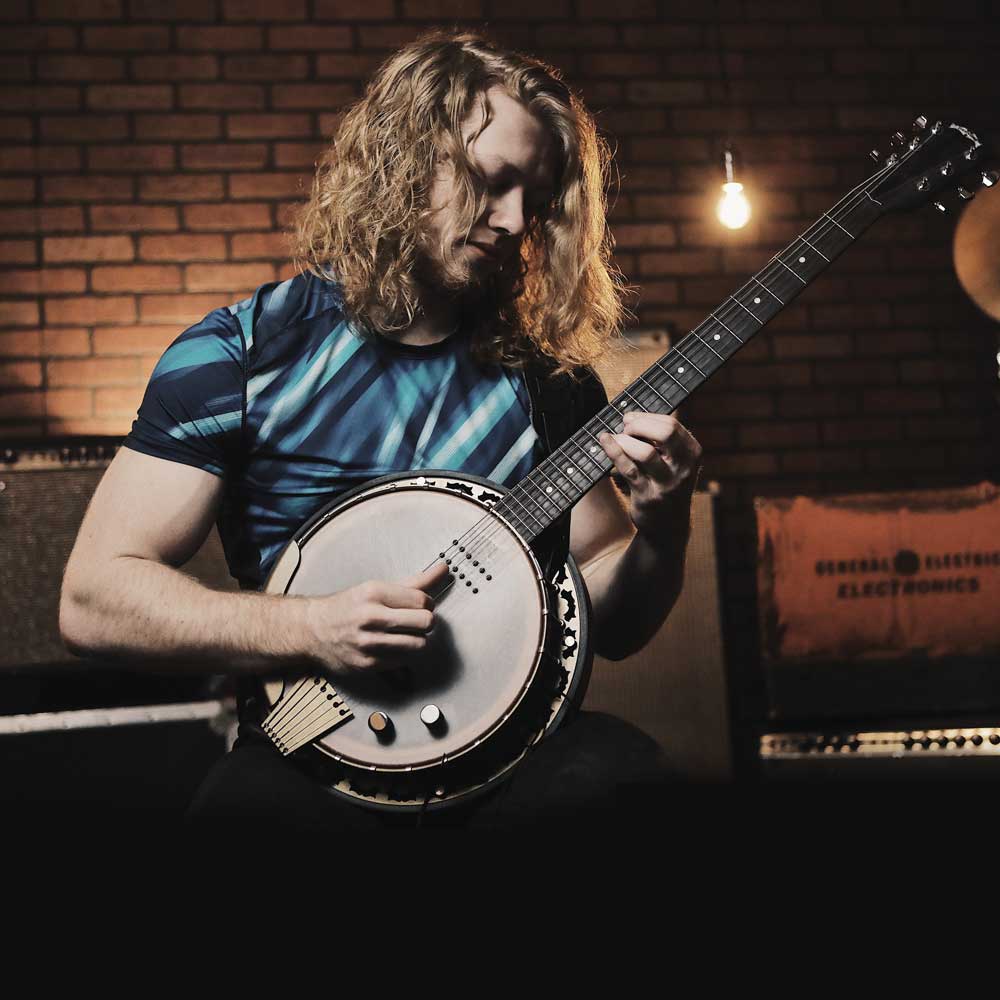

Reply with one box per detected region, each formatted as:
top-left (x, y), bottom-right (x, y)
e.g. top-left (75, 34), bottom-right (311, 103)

top-left (495, 178), bottom-right (887, 543)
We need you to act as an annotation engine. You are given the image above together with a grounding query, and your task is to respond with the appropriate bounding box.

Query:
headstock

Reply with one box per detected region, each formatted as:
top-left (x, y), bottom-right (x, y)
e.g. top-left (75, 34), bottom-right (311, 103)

top-left (868, 117), bottom-right (996, 214)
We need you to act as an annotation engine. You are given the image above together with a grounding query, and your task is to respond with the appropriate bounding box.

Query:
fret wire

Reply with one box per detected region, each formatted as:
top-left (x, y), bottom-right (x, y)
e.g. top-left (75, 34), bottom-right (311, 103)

top-left (752, 275), bottom-right (785, 306)
top-left (689, 328), bottom-right (727, 362)
top-left (800, 236), bottom-right (830, 262)
top-left (727, 296), bottom-right (760, 326)
top-left (653, 358), bottom-right (692, 393)
top-left (823, 212), bottom-right (854, 238)
top-left (774, 255), bottom-right (807, 285)
top-left (672, 345), bottom-right (709, 379)
top-left (707, 311), bottom-right (745, 345)
top-left (562, 436), bottom-right (605, 475)
top-left (495, 495), bottom-right (531, 532)
top-left (519, 472), bottom-right (563, 519)
top-left (502, 486), bottom-right (545, 532)
top-left (634, 372), bottom-right (672, 407)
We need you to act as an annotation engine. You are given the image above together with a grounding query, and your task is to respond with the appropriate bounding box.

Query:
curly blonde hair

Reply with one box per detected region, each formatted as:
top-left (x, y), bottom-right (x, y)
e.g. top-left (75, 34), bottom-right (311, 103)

top-left (287, 28), bottom-right (631, 376)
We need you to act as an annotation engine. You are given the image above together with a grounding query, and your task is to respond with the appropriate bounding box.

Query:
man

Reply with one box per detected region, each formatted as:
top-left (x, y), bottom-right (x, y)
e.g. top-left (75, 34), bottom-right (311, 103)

top-left (59, 29), bottom-right (701, 831)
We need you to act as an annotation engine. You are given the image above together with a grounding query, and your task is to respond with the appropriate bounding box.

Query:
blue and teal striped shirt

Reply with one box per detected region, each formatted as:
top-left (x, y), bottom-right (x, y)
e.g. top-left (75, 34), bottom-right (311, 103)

top-left (123, 271), bottom-right (544, 590)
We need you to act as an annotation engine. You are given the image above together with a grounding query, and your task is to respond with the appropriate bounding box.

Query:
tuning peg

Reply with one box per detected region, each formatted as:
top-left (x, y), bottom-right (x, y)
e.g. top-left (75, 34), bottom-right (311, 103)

top-left (930, 121), bottom-right (943, 133)
top-left (982, 170), bottom-right (999, 187)
top-left (890, 130), bottom-right (907, 147)
top-left (933, 201), bottom-right (947, 212)
top-left (958, 186), bottom-right (976, 200)
top-left (913, 115), bottom-right (928, 131)
top-left (869, 149), bottom-right (881, 162)
top-left (964, 146), bottom-right (979, 161)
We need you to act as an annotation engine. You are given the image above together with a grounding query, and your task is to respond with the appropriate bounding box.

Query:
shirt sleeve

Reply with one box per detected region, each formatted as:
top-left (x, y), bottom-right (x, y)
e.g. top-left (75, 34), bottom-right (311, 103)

top-left (121, 305), bottom-right (247, 477)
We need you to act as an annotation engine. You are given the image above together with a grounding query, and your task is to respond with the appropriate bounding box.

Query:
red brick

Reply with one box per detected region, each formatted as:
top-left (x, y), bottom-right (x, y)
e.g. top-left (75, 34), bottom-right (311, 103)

top-left (0, 300), bottom-right (40, 327)
top-left (91, 265), bottom-right (182, 293)
top-left (223, 0), bottom-right (306, 17)
top-left (139, 234), bottom-right (227, 262)
top-left (180, 144), bottom-right (268, 170)
top-left (704, 452), bottom-right (778, 477)
top-left (274, 142), bottom-right (327, 169)
top-left (37, 55), bottom-right (125, 81)
top-left (132, 55), bottom-right (219, 81)
top-left (314, 0), bottom-right (394, 15)
top-left (183, 203), bottom-right (271, 231)
top-left (781, 449), bottom-right (858, 474)
top-left (0, 146), bottom-right (80, 171)
top-left (45, 296), bottom-right (136, 326)
top-left (130, 0), bottom-right (216, 19)
top-left (822, 417), bottom-right (903, 444)
top-left (4, 87), bottom-right (80, 112)
top-left (87, 85), bottom-right (173, 111)
top-left (87, 144), bottom-right (177, 172)
top-left (0, 240), bottom-right (38, 266)
top-left (179, 84), bottom-right (265, 110)
top-left (0, 391), bottom-right (44, 418)
top-left (42, 329), bottom-right (91, 356)
top-left (0, 179), bottom-right (36, 203)
top-left (94, 385), bottom-right (145, 416)
top-left (48, 415), bottom-right (129, 434)
top-left (611, 223), bottom-right (677, 249)
top-left (93, 325), bottom-right (177, 355)
top-left (272, 83), bottom-right (356, 109)
top-left (400, 0), bottom-right (485, 15)
top-left (90, 205), bottom-right (179, 233)
top-left (83, 27), bottom-right (170, 51)
top-left (139, 293), bottom-right (241, 325)
top-left (0, 330), bottom-right (42, 356)
top-left (140, 174), bottom-right (225, 202)
top-left (0, 27), bottom-right (77, 52)
top-left (224, 54), bottom-right (309, 81)
top-left (729, 363), bottom-right (811, 389)
top-left (176, 26), bottom-right (263, 51)
top-left (637, 251), bottom-right (720, 277)
top-left (269, 26), bottom-right (352, 51)
top-left (227, 114), bottom-right (313, 139)
top-left (230, 173), bottom-right (310, 199)
top-left (134, 114), bottom-right (221, 141)
top-left (863, 387), bottom-right (943, 413)
top-left (44, 235), bottom-right (134, 263)
top-left (183, 263), bottom-right (276, 292)
top-left (49, 357), bottom-right (141, 387)
top-left (232, 231), bottom-right (292, 259)
top-left (772, 332), bottom-right (852, 359)
top-left (44, 176), bottom-right (137, 202)
top-left (0, 117), bottom-right (33, 141)
top-left (739, 421), bottom-right (819, 449)
top-left (37, 0), bottom-right (121, 17)
top-left (315, 53), bottom-right (387, 79)
top-left (44, 389), bottom-right (92, 419)
top-left (0, 361), bottom-right (42, 388)
top-left (0, 268), bottom-right (86, 294)
top-left (40, 114), bottom-right (129, 142)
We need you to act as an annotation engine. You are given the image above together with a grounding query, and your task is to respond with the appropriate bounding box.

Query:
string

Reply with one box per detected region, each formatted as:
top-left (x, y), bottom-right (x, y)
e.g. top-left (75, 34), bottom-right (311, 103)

top-left (421, 157), bottom-right (898, 597)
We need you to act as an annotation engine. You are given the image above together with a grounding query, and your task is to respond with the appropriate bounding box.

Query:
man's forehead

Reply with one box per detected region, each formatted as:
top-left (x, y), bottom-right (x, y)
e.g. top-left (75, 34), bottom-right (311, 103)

top-left (466, 89), bottom-right (558, 188)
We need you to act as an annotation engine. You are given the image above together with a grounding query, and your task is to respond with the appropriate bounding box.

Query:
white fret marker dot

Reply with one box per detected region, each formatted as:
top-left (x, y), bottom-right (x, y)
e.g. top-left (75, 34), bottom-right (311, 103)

top-left (546, 486), bottom-right (553, 493)
top-left (620, 401), bottom-right (626, 407)
top-left (566, 467), bottom-right (574, 475)
top-left (590, 446), bottom-right (597, 453)
top-left (753, 297), bottom-right (761, 304)
top-left (798, 256), bottom-right (806, 263)
top-left (677, 367), bottom-right (684, 374)
top-left (714, 334), bottom-right (721, 340)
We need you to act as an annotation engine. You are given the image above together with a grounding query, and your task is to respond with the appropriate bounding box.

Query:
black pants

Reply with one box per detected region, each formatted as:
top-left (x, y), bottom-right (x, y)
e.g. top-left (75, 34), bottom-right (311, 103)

top-left (185, 711), bottom-right (675, 832)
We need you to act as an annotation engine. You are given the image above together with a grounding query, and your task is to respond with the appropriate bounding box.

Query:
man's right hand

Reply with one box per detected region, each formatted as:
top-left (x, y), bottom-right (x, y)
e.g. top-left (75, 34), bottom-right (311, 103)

top-left (300, 561), bottom-right (450, 675)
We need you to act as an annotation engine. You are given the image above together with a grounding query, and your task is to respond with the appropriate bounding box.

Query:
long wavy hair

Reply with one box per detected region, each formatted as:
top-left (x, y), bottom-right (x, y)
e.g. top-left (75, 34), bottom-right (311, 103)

top-left (288, 28), bottom-right (632, 376)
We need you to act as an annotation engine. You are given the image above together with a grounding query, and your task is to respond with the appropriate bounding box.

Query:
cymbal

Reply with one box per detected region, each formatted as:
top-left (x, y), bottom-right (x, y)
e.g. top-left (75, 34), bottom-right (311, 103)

top-left (953, 189), bottom-right (1000, 321)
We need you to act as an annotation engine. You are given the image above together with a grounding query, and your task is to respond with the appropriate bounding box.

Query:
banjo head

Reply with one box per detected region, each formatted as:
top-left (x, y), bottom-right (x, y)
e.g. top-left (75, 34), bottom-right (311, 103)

top-left (259, 472), bottom-right (590, 811)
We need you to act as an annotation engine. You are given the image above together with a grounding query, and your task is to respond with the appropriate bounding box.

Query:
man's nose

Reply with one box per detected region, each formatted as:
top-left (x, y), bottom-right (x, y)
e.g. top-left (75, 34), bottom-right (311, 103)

top-left (488, 188), bottom-right (526, 238)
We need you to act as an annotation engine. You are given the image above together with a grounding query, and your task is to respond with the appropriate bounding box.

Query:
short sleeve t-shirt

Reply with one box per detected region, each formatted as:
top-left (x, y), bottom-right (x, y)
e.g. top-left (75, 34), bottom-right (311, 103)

top-left (123, 271), bottom-right (544, 590)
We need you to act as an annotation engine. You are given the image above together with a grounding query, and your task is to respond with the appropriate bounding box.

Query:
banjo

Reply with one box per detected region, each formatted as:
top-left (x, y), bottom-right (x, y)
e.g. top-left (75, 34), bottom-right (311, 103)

top-left (258, 118), bottom-right (994, 813)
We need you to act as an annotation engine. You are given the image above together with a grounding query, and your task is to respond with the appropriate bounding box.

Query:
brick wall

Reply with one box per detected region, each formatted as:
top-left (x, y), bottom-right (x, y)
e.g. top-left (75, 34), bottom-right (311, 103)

top-left (2, 1), bottom-right (998, 735)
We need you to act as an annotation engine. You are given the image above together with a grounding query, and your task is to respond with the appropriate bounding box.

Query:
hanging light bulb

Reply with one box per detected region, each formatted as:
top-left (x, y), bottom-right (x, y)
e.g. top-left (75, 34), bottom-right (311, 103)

top-left (717, 146), bottom-right (751, 230)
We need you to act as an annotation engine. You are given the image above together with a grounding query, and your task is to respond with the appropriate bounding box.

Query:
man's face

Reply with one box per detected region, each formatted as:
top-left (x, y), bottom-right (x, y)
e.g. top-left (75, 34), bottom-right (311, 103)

top-left (417, 85), bottom-right (558, 298)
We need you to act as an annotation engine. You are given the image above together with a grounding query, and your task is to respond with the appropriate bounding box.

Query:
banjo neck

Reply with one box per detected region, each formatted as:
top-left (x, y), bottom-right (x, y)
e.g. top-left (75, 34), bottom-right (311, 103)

top-left (493, 185), bottom-right (882, 543)
top-left (492, 119), bottom-right (991, 544)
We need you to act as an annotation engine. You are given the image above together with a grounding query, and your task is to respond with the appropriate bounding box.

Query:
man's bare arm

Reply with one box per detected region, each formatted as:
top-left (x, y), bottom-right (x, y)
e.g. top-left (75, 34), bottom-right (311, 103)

top-left (59, 449), bottom-right (442, 675)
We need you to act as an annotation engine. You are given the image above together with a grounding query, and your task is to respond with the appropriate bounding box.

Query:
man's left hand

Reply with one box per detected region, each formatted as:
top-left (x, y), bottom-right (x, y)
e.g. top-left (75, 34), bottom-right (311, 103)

top-left (598, 411), bottom-right (702, 545)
